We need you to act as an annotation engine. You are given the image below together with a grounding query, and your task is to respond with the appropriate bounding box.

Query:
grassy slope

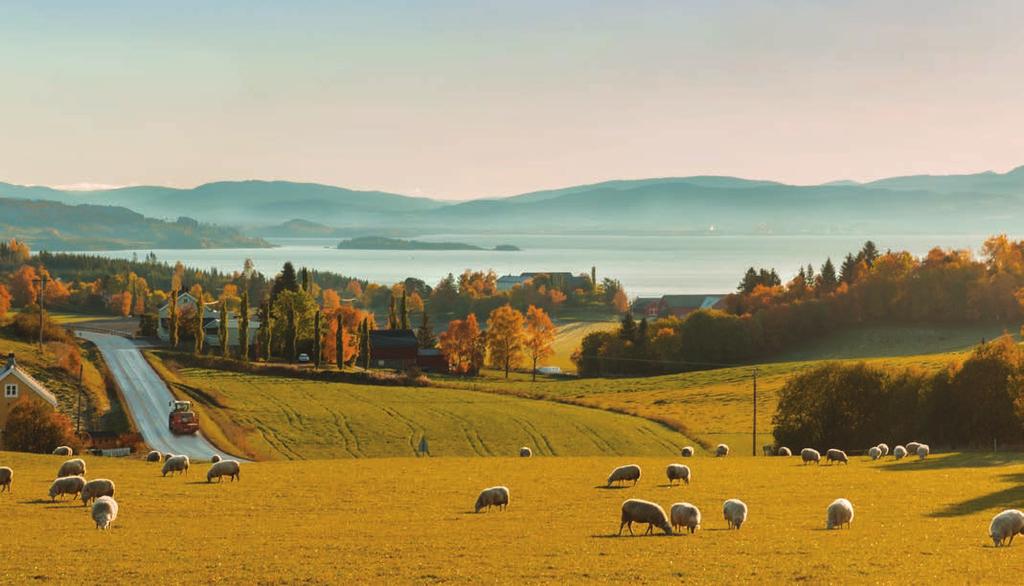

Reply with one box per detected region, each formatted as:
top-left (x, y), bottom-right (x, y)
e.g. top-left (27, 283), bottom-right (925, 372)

top-left (2, 451), bottom-right (1022, 583)
top-left (153, 361), bottom-right (696, 460)
top-left (548, 319), bottom-right (618, 372)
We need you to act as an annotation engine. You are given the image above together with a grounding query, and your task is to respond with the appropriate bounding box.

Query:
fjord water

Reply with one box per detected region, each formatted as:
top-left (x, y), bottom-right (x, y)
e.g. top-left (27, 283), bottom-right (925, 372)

top-left (78, 233), bottom-right (988, 296)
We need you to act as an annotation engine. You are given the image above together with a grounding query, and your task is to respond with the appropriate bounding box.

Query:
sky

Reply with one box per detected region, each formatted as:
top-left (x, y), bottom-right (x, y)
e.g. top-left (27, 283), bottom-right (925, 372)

top-left (1, 0), bottom-right (1023, 200)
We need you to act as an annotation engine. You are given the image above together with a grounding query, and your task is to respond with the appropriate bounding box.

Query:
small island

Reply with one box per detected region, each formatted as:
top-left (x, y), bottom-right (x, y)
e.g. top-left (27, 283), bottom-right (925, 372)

top-left (337, 236), bottom-right (519, 251)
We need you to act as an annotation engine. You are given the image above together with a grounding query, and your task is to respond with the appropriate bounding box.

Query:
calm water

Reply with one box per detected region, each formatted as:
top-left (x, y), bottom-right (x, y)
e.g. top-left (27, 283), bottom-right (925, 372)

top-left (76, 234), bottom-right (991, 296)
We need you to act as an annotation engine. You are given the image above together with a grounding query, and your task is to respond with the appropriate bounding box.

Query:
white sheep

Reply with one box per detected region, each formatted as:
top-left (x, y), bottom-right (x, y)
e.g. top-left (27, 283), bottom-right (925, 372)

top-left (989, 509), bottom-right (1024, 547)
top-left (210, 454), bottom-right (222, 464)
top-left (207, 460), bottom-right (241, 483)
top-left (145, 450), bottom-right (161, 462)
top-left (57, 458), bottom-right (86, 478)
top-left (877, 443), bottom-right (890, 456)
top-left (519, 447), bottom-right (532, 458)
top-left (163, 452), bottom-right (175, 462)
top-left (723, 499), bottom-right (748, 529)
top-left (893, 445), bottom-right (908, 460)
top-left (905, 442), bottom-right (922, 455)
top-left (474, 486), bottom-right (510, 513)
top-left (680, 446), bottom-right (694, 457)
top-left (777, 447), bottom-right (792, 457)
top-left (715, 444), bottom-right (730, 457)
top-left (81, 478), bottom-right (116, 506)
top-left (92, 495), bottom-right (118, 530)
top-left (868, 446), bottom-right (881, 461)
top-left (801, 448), bottom-right (821, 465)
top-left (916, 444), bottom-right (930, 460)
top-left (826, 449), bottom-right (849, 465)
top-left (52, 446), bottom-right (73, 456)
top-left (48, 476), bottom-right (86, 502)
top-left (0, 466), bottom-right (12, 493)
top-left (826, 498), bottom-right (854, 530)
top-left (618, 499), bottom-right (672, 536)
top-left (670, 502), bottom-right (701, 534)
top-left (665, 464), bottom-right (691, 486)
top-left (607, 464), bottom-right (642, 487)
top-left (161, 455), bottom-right (190, 477)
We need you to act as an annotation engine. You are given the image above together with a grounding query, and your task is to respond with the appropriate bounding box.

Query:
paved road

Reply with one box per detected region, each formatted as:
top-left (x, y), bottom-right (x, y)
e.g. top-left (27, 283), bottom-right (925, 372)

top-left (77, 331), bottom-right (239, 461)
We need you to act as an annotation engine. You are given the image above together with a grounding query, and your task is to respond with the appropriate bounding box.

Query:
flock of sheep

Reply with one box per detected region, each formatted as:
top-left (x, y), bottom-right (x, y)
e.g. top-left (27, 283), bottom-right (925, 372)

top-left (0, 445), bottom-right (241, 531)
top-left (469, 442), bottom-right (1024, 546)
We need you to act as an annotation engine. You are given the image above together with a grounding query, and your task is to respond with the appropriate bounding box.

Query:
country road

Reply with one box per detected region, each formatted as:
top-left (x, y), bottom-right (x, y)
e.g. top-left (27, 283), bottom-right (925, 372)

top-left (77, 331), bottom-right (240, 461)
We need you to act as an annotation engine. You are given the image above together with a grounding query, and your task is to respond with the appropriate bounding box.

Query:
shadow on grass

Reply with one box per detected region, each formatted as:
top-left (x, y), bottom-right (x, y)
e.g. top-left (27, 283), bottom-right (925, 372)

top-left (657, 483), bottom-right (688, 488)
top-left (878, 452), bottom-right (1024, 472)
top-left (929, 472), bottom-right (1024, 518)
top-left (594, 485), bottom-right (631, 490)
top-left (591, 533), bottom-right (675, 539)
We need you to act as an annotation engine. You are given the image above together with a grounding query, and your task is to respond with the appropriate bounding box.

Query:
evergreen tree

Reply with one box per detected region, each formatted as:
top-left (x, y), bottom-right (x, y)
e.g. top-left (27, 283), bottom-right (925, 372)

top-left (286, 301), bottom-right (297, 361)
top-left (300, 267), bottom-right (311, 293)
top-left (819, 258), bottom-right (838, 292)
top-left (239, 289), bottom-right (249, 361)
top-left (271, 262), bottom-right (299, 302)
top-left (335, 312), bottom-right (345, 369)
top-left (387, 296), bottom-right (398, 329)
top-left (218, 299), bottom-right (229, 357)
top-left (619, 310), bottom-right (637, 342)
top-left (313, 309), bottom-right (321, 368)
top-left (399, 292), bottom-right (410, 330)
top-left (258, 301), bottom-right (273, 361)
top-left (359, 318), bottom-right (373, 369)
top-left (194, 295), bottom-right (205, 355)
top-left (839, 253), bottom-right (858, 284)
top-left (637, 317), bottom-right (649, 348)
top-left (860, 241), bottom-right (879, 267)
top-left (805, 264), bottom-right (815, 287)
top-left (738, 267), bottom-right (759, 293)
top-left (416, 310), bottom-right (436, 349)
top-left (169, 288), bottom-right (179, 349)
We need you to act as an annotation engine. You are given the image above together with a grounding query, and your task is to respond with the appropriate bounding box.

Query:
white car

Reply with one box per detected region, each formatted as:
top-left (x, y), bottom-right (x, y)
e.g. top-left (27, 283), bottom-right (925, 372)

top-left (536, 366), bottom-right (562, 375)
top-left (297, 353), bottom-right (311, 363)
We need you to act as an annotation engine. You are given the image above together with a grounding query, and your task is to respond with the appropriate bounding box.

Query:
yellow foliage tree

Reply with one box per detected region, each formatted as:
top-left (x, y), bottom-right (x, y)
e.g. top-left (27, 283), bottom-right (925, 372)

top-left (486, 304), bottom-right (525, 378)
top-left (524, 305), bottom-right (556, 381)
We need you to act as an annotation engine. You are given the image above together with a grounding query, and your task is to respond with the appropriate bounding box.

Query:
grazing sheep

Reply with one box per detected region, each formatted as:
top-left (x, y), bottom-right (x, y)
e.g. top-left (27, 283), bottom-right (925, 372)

top-left (801, 448), bottom-right (821, 465)
top-left (91, 495), bottom-right (118, 530)
top-left (723, 499), bottom-right (748, 529)
top-left (826, 449), bottom-right (849, 465)
top-left (906, 442), bottom-right (922, 455)
top-left (893, 445), bottom-right (908, 460)
top-left (161, 455), bottom-right (190, 477)
top-left (57, 458), bottom-right (86, 478)
top-left (48, 476), bottom-right (86, 502)
top-left (81, 478), bottom-right (116, 506)
top-left (207, 460), bottom-right (241, 483)
top-left (474, 486), bottom-right (510, 513)
top-left (777, 447), bottom-right (792, 457)
top-left (0, 467), bottom-right (12, 493)
top-left (52, 446), bottom-right (73, 456)
top-left (680, 446), bottom-right (694, 457)
top-left (715, 444), bottom-right (730, 457)
top-left (210, 454), bottom-right (222, 464)
top-left (670, 502), bottom-right (701, 534)
top-left (163, 452), bottom-right (175, 462)
top-left (607, 464), bottom-right (642, 487)
top-left (826, 498), bottom-right (855, 530)
top-left (989, 509), bottom-right (1024, 547)
top-left (868, 446), bottom-right (882, 461)
top-left (665, 464), bottom-right (691, 486)
top-left (145, 450), bottom-right (161, 462)
top-left (618, 499), bottom-right (672, 536)
top-left (519, 447), bottom-right (532, 458)
top-left (877, 443), bottom-right (890, 457)
top-left (917, 444), bottom-right (930, 460)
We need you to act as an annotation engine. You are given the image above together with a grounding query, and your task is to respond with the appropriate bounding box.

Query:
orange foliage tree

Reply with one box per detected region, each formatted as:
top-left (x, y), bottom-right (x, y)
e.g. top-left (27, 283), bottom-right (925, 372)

top-left (2, 397), bottom-right (80, 453)
top-left (486, 305), bottom-right (526, 378)
top-left (524, 305), bottom-right (556, 381)
top-left (0, 284), bottom-right (10, 317)
top-left (9, 265), bottom-right (39, 306)
top-left (438, 314), bottom-right (484, 375)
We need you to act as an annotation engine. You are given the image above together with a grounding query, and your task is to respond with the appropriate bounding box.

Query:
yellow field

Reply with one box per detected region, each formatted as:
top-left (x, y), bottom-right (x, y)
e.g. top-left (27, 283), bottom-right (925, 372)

top-left (2, 450), bottom-right (1022, 583)
top-left (548, 319), bottom-right (618, 372)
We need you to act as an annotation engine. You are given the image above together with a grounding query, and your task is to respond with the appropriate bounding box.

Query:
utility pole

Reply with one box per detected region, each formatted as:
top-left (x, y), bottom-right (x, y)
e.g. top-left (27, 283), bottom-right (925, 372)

top-left (76, 364), bottom-right (84, 435)
top-left (32, 272), bottom-right (50, 349)
top-left (752, 367), bottom-right (758, 457)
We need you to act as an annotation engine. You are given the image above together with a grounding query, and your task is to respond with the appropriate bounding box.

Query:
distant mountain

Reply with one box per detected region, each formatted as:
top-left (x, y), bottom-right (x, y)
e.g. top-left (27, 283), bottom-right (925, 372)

top-left (0, 198), bottom-right (269, 250)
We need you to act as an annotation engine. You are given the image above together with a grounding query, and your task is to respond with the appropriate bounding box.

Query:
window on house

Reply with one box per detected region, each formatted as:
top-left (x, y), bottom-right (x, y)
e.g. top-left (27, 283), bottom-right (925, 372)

top-left (4, 384), bottom-right (18, 398)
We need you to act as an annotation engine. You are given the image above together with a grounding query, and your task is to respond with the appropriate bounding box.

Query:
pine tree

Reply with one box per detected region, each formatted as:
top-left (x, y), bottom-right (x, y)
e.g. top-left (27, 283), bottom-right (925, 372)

top-left (313, 310), bottom-right (321, 368)
top-left (259, 301), bottom-right (273, 361)
top-left (416, 310), bottom-right (436, 349)
top-left (387, 296), bottom-right (398, 329)
top-left (359, 318), bottom-right (373, 369)
top-left (335, 312), bottom-right (345, 369)
top-left (169, 288), bottom-right (179, 349)
top-left (194, 295), bottom-right (205, 355)
top-left (738, 267), bottom-right (759, 293)
top-left (300, 267), bottom-right (311, 293)
top-left (839, 253), bottom-right (858, 284)
top-left (619, 311), bottom-right (637, 342)
top-left (239, 289), bottom-right (249, 361)
top-left (819, 257), bottom-right (838, 292)
top-left (805, 264), bottom-right (815, 287)
top-left (399, 292), bottom-right (410, 330)
top-left (271, 262), bottom-right (299, 302)
top-left (860, 241), bottom-right (879, 267)
top-left (218, 299), bottom-right (229, 357)
top-left (637, 317), bottom-right (649, 348)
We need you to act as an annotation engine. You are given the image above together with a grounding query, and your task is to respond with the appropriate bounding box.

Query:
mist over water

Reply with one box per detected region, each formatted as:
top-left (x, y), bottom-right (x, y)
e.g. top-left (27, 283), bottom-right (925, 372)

top-left (74, 234), bottom-right (991, 296)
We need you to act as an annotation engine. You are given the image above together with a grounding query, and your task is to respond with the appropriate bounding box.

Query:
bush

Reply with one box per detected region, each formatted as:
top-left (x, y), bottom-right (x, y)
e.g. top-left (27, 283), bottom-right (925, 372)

top-left (11, 305), bottom-right (70, 343)
top-left (2, 397), bottom-right (81, 453)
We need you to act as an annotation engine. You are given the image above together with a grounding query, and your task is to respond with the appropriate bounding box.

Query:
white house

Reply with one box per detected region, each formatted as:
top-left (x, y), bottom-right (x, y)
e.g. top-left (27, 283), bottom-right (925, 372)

top-left (157, 292), bottom-right (259, 348)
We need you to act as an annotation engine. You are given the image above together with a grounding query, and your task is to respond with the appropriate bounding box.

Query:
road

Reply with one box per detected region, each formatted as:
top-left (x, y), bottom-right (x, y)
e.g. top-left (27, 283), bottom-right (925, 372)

top-left (77, 330), bottom-right (240, 461)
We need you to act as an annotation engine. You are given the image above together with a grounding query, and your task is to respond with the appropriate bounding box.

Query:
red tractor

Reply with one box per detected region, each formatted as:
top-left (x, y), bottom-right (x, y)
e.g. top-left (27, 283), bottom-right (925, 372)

top-left (168, 400), bottom-right (199, 435)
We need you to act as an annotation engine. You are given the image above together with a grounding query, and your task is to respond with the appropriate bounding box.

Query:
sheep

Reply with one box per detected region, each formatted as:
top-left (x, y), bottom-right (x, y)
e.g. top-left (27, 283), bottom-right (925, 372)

top-left (210, 454), bottom-right (222, 464)
top-left (474, 486), bottom-right (510, 513)
top-left (52, 446), bottom-right (73, 456)
top-left (826, 449), bottom-right (849, 465)
top-left (91, 495), bottom-right (118, 530)
top-left (48, 476), bottom-right (86, 502)
top-left (893, 445), bottom-right (908, 460)
top-left (826, 498), bottom-right (854, 530)
top-left (606, 464), bottom-right (642, 487)
top-left (665, 464), bottom-right (691, 486)
top-left (207, 460), bottom-right (241, 483)
top-left (777, 447), bottom-right (792, 457)
top-left (723, 499), bottom-right (748, 529)
top-left (877, 443), bottom-right (890, 457)
top-left (161, 455), bottom-right (190, 477)
top-left (81, 478), bottom-right (116, 506)
top-left (618, 499), bottom-right (672, 536)
top-left (906, 441), bottom-right (922, 455)
top-left (680, 446), bottom-right (694, 457)
top-left (670, 502), bottom-right (701, 534)
top-left (163, 452), bottom-right (175, 462)
top-left (868, 446), bottom-right (882, 461)
top-left (988, 509), bottom-right (1024, 547)
top-left (145, 451), bottom-right (161, 462)
top-left (917, 444), bottom-right (930, 460)
top-left (0, 467), bottom-right (12, 493)
top-left (801, 448), bottom-right (821, 465)
top-left (715, 444), bottom-right (730, 457)
top-left (57, 458), bottom-right (86, 478)
top-left (519, 447), bottom-right (532, 458)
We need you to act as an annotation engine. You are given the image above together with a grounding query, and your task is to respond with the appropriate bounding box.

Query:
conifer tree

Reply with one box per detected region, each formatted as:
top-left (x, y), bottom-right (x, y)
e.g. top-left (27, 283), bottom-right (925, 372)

top-left (619, 310), bottom-right (637, 342)
top-left (400, 291), bottom-right (410, 330)
top-left (239, 289), bottom-right (249, 361)
top-left (416, 310), bottom-right (436, 349)
top-left (336, 312), bottom-right (345, 369)
top-left (218, 299), bottom-right (229, 357)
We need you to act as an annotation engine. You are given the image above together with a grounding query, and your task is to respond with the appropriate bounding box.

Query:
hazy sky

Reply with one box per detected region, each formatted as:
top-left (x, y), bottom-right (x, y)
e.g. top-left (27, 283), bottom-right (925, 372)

top-left (1, 1), bottom-right (1022, 199)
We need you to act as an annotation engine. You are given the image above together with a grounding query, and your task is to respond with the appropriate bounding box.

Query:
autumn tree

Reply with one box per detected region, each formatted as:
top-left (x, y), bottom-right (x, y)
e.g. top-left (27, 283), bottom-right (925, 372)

top-left (109, 291), bottom-right (132, 316)
top-left (3, 397), bottom-right (80, 453)
top-left (193, 290), bottom-right (205, 355)
top-left (335, 312), bottom-right (345, 368)
top-left (169, 261), bottom-right (185, 348)
top-left (524, 305), bottom-right (556, 381)
top-left (399, 292), bottom-right (410, 329)
top-left (9, 265), bottom-right (39, 306)
top-left (438, 313), bottom-right (483, 375)
top-left (0, 284), bottom-right (12, 317)
top-left (612, 289), bottom-right (629, 313)
top-left (486, 305), bottom-right (526, 378)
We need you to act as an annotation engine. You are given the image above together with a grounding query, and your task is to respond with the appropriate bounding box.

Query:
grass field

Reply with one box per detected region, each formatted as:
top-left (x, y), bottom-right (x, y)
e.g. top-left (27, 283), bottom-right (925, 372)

top-left (2, 450), bottom-right (1023, 583)
top-left (548, 319), bottom-right (618, 372)
top-left (153, 362), bottom-right (696, 460)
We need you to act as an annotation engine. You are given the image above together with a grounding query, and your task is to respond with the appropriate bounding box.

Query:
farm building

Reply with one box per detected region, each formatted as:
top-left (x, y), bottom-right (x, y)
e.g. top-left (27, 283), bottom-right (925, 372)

top-left (630, 294), bottom-right (727, 319)
top-left (416, 348), bottom-right (449, 373)
top-left (631, 297), bottom-right (662, 318)
top-left (367, 329), bottom-right (419, 369)
top-left (0, 353), bottom-right (59, 448)
top-left (156, 292), bottom-right (258, 348)
top-left (497, 271), bottom-right (590, 292)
